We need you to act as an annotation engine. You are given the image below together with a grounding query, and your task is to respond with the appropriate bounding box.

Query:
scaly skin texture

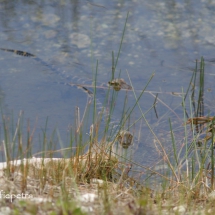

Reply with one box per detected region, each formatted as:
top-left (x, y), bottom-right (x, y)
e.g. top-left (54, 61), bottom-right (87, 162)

top-left (0, 48), bottom-right (36, 57)
top-left (108, 78), bottom-right (132, 91)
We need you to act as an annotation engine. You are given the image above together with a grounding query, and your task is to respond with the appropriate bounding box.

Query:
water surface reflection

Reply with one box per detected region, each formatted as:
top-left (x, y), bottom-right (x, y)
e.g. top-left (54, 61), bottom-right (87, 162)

top-left (0, 0), bottom-right (214, 166)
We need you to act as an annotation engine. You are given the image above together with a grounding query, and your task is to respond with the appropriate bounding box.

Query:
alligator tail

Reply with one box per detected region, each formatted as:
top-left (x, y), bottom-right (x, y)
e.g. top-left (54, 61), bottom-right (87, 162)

top-left (0, 48), bottom-right (35, 57)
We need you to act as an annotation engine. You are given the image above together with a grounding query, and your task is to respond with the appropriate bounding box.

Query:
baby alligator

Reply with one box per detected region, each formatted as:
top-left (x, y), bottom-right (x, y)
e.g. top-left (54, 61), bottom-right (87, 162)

top-left (0, 48), bottom-right (132, 92)
top-left (0, 47), bottom-right (134, 156)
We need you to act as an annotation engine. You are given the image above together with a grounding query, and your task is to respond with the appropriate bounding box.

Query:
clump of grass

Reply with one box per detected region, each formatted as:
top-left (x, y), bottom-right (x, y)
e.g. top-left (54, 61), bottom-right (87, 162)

top-left (0, 12), bottom-right (157, 215)
top-left (0, 73), bottom-right (153, 214)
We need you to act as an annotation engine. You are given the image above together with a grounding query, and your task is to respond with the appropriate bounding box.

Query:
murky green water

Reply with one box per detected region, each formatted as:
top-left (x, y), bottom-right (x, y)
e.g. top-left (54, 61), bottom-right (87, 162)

top-left (0, 0), bottom-right (215, 165)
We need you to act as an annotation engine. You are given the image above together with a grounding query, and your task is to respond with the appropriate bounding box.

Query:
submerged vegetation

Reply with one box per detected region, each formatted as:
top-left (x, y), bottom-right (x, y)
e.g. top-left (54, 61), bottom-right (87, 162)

top-left (1, 13), bottom-right (215, 215)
